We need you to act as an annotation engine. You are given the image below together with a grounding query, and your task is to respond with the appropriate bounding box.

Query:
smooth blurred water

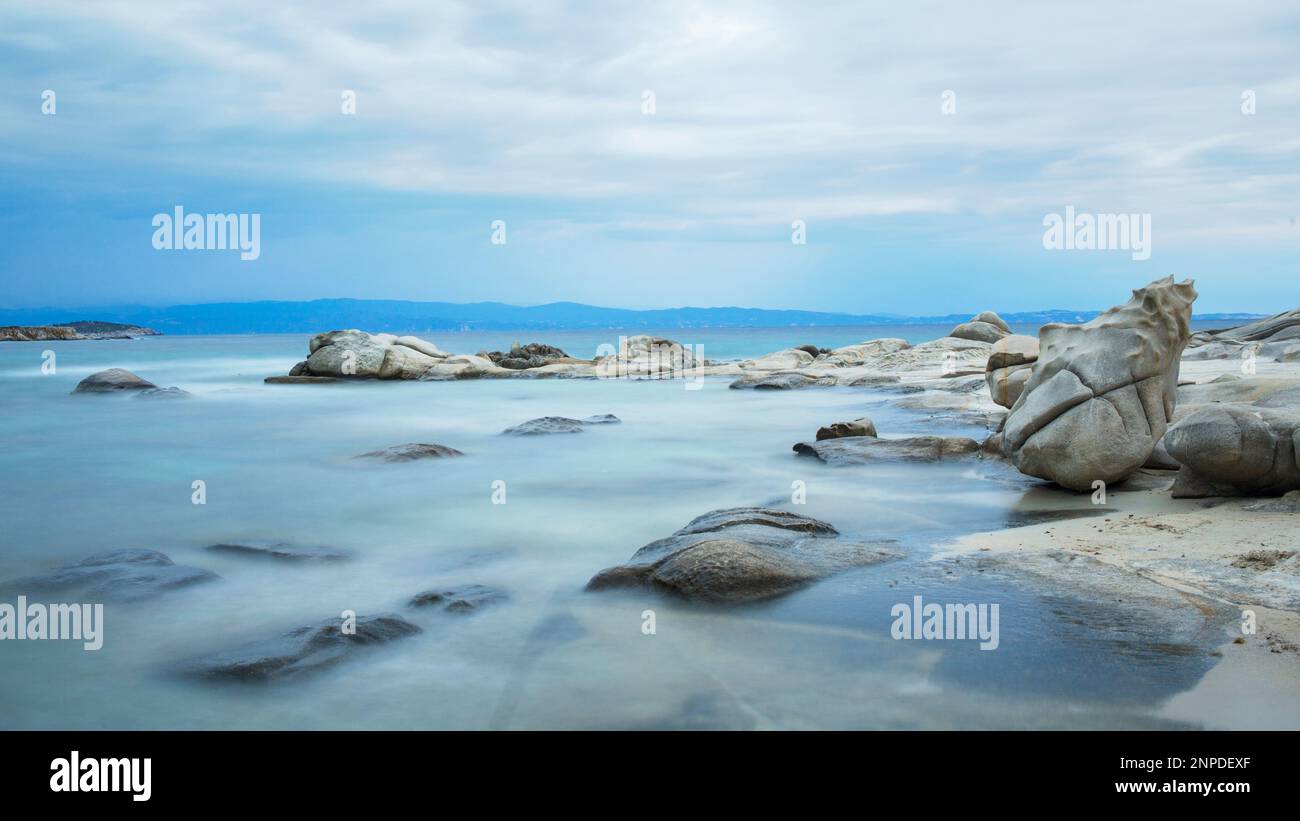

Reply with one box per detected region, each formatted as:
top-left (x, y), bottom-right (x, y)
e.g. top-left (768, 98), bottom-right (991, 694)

top-left (0, 330), bottom-right (1227, 729)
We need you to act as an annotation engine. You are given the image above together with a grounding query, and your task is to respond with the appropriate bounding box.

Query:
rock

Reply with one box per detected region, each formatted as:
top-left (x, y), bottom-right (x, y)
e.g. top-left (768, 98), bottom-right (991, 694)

top-left (793, 435), bottom-right (981, 464)
top-left (355, 443), bottom-right (465, 462)
top-left (288, 360), bottom-right (311, 376)
top-left (0, 322), bottom-right (158, 341)
top-left (1177, 376), bottom-right (1300, 407)
top-left (1164, 403), bottom-right (1300, 496)
top-left (973, 311), bottom-right (1012, 333)
top-left (134, 386), bottom-right (191, 399)
top-left (729, 372), bottom-right (837, 390)
top-left (302, 330), bottom-right (445, 379)
top-left (1, 549), bottom-right (218, 602)
top-left (72, 368), bottom-right (157, 393)
top-left (987, 364), bottom-right (1033, 408)
top-left (1002, 276), bottom-right (1196, 491)
top-left (205, 541), bottom-right (353, 561)
top-left (585, 507), bottom-right (899, 603)
top-left (987, 334), bottom-right (1039, 371)
top-left (1143, 437), bottom-right (1182, 470)
top-left (264, 375), bottom-right (341, 384)
top-left (815, 417), bottom-right (877, 440)
top-left (846, 374), bottom-right (905, 388)
top-left (501, 414), bottom-right (621, 435)
top-left (180, 614), bottom-right (421, 682)
top-left (949, 312), bottom-right (1011, 343)
top-left (594, 336), bottom-right (698, 379)
top-left (815, 338), bottom-right (911, 368)
top-left (795, 344), bottom-right (828, 357)
top-left (408, 584), bottom-right (506, 613)
top-left (740, 348), bottom-right (815, 371)
top-left (484, 342), bottom-right (570, 370)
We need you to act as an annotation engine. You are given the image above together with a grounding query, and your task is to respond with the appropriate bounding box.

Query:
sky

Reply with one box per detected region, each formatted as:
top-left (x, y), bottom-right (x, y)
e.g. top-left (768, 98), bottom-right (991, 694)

top-left (1, 1), bottom-right (1298, 315)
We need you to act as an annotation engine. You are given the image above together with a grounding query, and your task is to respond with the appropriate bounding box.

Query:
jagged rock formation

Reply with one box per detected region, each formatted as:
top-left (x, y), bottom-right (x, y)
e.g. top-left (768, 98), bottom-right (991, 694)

top-left (1002, 276), bottom-right (1197, 491)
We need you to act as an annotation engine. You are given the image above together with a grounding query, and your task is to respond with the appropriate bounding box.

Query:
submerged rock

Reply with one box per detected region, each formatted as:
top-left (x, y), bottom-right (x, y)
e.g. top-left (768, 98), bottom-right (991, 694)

top-left (794, 435), bottom-right (981, 464)
top-left (264, 375), bottom-right (342, 384)
top-left (205, 541), bottom-right (354, 562)
top-left (2, 549), bottom-right (218, 602)
top-left (355, 443), bottom-right (465, 462)
top-left (501, 415), bottom-right (620, 435)
top-left (135, 386), bottom-right (191, 399)
top-left (586, 507), bottom-right (900, 603)
top-left (408, 584), bottom-right (506, 613)
top-left (1002, 276), bottom-right (1196, 491)
top-left (180, 614), bottom-right (421, 682)
top-left (72, 368), bottom-right (157, 393)
top-left (815, 417), bottom-right (878, 440)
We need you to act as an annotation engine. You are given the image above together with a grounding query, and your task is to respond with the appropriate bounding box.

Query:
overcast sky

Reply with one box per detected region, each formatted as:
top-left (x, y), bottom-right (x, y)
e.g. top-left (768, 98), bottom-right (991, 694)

top-left (1, 1), bottom-right (1297, 314)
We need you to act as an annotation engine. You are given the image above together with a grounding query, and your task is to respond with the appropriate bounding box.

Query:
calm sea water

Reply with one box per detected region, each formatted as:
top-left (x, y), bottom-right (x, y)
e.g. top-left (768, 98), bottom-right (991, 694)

top-left (0, 325), bottom-right (1232, 729)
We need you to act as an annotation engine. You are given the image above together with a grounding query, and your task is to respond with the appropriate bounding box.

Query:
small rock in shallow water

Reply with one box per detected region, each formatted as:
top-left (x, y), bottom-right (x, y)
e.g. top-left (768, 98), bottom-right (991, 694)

top-left (72, 368), bottom-right (157, 393)
top-left (793, 435), bottom-right (980, 465)
top-left (586, 507), bottom-right (899, 603)
top-left (135, 386), bottom-right (191, 399)
top-left (205, 541), bottom-right (353, 562)
top-left (815, 417), bottom-right (877, 440)
top-left (501, 415), bottom-right (620, 435)
top-left (408, 584), bottom-right (506, 613)
top-left (179, 614), bottom-right (421, 682)
top-left (355, 443), bottom-right (465, 462)
top-left (1, 549), bottom-right (218, 602)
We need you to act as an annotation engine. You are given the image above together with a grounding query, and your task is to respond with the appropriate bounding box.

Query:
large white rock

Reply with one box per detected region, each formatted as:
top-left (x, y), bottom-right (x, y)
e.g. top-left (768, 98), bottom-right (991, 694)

top-left (1002, 276), bottom-right (1197, 491)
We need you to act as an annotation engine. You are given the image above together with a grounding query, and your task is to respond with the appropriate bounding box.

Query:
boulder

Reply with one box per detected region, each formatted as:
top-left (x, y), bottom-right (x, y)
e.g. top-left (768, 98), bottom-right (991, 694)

top-left (815, 338), bottom-right (911, 368)
top-left (355, 443), bottom-right (465, 462)
top-left (793, 435), bottom-right (981, 464)
top-left (179, 614), bottom-right (421, 682)
top-left (1, 549), bottom-right (218, 602)
top-left (205, 541), bottom-right (353, 562)
top-left (815, 417), bottom-right (877, 440)
top-left (408, 584), bottom-right (506, 613)
top-left (302, 330), bottom-right (445, 379)
top-left (986, 334), bottom-right (1039, 408)
top-left (1165, 403), bottom-right (1300, 496)
top-left (502, 414), bottom-right (620, 435)
top-left (585, 508), bottom-right (899, 603)
top-left (595, 336), bottom-right (698, 379)
top-left (949, 312), bottom-right (1011, 344)
top-left (483, 342), bottom-right (571, 370)
top-left (72, 368), bottom-right (157, 393)
top-left (1001, 276), bottom-right (1196, 491)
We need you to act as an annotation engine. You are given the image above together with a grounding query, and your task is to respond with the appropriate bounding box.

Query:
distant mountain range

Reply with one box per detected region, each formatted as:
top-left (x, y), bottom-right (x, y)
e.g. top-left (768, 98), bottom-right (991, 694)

top-left (0, 299), bottom-right (1268, 335)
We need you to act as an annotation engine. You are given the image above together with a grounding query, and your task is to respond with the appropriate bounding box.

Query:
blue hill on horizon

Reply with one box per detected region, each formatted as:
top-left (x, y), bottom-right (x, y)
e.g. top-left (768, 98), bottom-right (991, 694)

top-left (0, 298), bottom-right (1269, 335)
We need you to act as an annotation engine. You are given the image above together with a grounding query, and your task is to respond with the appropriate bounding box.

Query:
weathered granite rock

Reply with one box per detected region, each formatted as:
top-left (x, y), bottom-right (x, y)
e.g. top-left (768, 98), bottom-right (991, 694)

top-left (1, 549), bottom-right (218, 602)
top-left (1002, 277), bottom-right (1196, 491)
top-left (1, 322), bottom-right (158, 342)
top-left (1165, 403), bottom-right (1300, 496)
top-left (594, 335), bottom-right (699, 379)
top-left (814, 338), bottom-right (912, 368)
top-left (815, 417), bottom-right (878, 440)
top-left (355, 443), bottom-right (465, 462)
top-left (501, 414), bottom-right (620, 435)
top-left (986, 334), bottom-right (1040, 408)
top-left (180, 614), bottom-right (421, 682)
top-left (585, 508), bottom-right (899, 603)
top-left (794, 435), bottom-right (981, 464)
top-left (950, 311), bottom-right (1011, 343)
top-left (205, 541), bottom-right (354, 561)
top-left (302, 330), bottom-right (448, 379)
top-left (729, 372), bottom-right (838, 390)
top-left (408, 584), bottom-right (506, 613)
top-left (72, 368), bottom-right (157, 393)
top-left (741, 348), bottom-right (816, 371)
